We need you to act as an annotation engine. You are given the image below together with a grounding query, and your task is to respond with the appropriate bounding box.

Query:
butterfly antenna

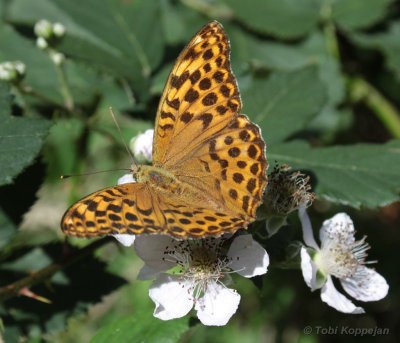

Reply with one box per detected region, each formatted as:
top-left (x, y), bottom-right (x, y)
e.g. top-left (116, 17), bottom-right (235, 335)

top-left (60, 168), bottom-right (132, 179)
top-left (108, 107), bottom-right (138, 168)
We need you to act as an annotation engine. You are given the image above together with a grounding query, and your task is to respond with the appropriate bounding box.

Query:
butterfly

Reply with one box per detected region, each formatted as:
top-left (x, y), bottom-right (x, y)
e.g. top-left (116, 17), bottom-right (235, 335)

top-left (61, 21), bottom-right (268, 239)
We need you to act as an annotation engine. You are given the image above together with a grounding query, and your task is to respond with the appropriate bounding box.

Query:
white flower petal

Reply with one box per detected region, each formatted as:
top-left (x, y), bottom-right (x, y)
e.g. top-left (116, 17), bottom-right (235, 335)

top-left (112, 234), bottom-right (135, 247)
top-left (320, 276), bottom-right (364, 314)
top-left (195, 283), bottom-right (240, 326)
top-left (137, 265), bottom-right (161, 280)
top-left (300, 246), bottom-right (318, 290)
top-left (320, 213), bottom-right (355, 248)
top-left (298, 206), bottom-right (319, 249)
top-left (340, 266), bottom-right (389, 302)
top-left (149, 274), bottom-right (193, 320)
top-left (130, 129), bottom-right (154, 162)
top-left (227, 234), bottom-right (269, 278)
top-left (117, 174), bottom-right (135, 185)
top-left (134, 235), bottom-right (176, 272)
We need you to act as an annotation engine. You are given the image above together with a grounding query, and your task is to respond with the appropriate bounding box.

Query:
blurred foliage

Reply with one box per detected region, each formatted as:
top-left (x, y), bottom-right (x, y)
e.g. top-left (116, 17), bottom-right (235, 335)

top-left (0, 0), bottom-right (399, 342)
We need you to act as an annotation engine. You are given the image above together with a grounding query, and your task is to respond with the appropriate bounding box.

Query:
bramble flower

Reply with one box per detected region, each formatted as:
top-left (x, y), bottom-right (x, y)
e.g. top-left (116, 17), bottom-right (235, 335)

top-left (129, 129), bottom-right (153, 163)
top-left (260, 164), bottom-right (315, 236)
top-left (299, 207), bottom-right (389, 314)
top-left (0, 61), bottom-right (26, 83)
top-left (134, 234), bottom-right (269, 326)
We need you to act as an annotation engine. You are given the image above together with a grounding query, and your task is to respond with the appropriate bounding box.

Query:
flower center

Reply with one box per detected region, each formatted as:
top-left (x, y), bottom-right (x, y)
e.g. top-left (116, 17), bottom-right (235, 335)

top-left (163, 238), bottom-right (232, 299)
top-left (317, 236), bottom-right (370, 279)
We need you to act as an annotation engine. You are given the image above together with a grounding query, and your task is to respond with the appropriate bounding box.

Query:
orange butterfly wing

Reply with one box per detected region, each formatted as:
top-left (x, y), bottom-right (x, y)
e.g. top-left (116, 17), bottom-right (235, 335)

top-left (61, 183), bottom-right (245, 239)
top-left (61, 21), bottom-right (267, 239)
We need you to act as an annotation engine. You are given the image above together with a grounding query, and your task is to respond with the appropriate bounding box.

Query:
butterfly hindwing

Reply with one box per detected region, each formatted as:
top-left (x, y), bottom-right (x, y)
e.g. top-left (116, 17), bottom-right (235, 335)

top-left (62, 183), bottom-right (166, 237)
top-left (171, 114), bottom-right (267, 220)
top-left (62, 183), bottom-right (245, 239)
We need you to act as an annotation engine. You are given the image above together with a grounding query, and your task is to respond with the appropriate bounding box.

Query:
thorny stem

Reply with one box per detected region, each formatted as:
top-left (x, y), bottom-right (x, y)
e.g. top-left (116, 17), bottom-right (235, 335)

top-left (0, 237), bottom-right (113, 303)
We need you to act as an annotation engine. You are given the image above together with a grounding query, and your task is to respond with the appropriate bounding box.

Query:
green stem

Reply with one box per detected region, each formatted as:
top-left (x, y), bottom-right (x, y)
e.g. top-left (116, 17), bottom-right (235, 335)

top-left (320, 1), bottom-right (340, 60)
top-left (349, 77), bottom-right (400, 139)
top-left (55, 63), bottom-right (74, 111)
top-left (0, 237), bottom-right (112, 302)
top-left (19, 83), bottom-right (68, 111)
top-left (321, 4), bottom-right (400, 139)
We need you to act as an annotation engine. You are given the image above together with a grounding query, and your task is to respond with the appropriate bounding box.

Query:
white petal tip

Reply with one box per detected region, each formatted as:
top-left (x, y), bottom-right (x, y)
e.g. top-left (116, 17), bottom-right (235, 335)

top-left (112, 234), bottom-right (136, 246)
top-left (118, 174), bottom-right (135, 185)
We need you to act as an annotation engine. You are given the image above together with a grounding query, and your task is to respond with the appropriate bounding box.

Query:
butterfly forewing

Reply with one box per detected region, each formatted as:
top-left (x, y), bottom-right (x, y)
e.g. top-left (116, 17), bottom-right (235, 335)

top-left (153, 21), bottom-right (242, 167)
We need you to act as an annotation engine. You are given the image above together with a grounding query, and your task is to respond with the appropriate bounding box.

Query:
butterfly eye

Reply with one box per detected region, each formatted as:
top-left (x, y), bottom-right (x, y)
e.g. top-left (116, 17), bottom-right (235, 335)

top-left (150, 172), bottom-right (162, 184)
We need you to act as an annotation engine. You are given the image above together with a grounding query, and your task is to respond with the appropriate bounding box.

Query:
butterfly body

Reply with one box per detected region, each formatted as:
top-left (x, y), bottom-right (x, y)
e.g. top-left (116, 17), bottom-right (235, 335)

top-left (62, 21), bottom-right (268, 239)
top-left (135, 164), bottom-right (211, 206)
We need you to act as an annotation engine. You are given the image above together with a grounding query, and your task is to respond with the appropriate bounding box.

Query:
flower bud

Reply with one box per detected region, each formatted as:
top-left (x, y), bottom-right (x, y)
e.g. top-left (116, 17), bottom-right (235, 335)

top-left (34, 19), bottom-right (53, 39)
top-left (0, 61), bottom-right (26, 83)
top-left (36, 37), bottom-right (48, 50)
top-left (50, 51), bottom-right (65, 66)
top-left (53, 23), bottom-right (66, 37)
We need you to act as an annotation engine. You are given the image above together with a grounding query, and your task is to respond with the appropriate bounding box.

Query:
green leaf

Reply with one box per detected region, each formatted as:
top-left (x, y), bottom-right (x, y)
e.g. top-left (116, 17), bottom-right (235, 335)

top-left (350, 22), bottom-right (400, 81)
top-left (8, 0), bottom-right (164, 99)
top-left (160, 0), bottom-right (187, 45)
top-left (90, 313), bottom-right (189, 343)
top-left (1, 247), bottom-right (52, 271)
top-left (0, 208), bottom-right (16, 250)
top-left (230, 30), bottom-right (345, 106)
top-left (223, 0), bottom-right (320, 38)
top-left (243, 67), bottom-right (327, 144)
top-left (0, 83), bottom-right (51, 185)
top-left (331, 0), bottom-right (393, 31)
top-left (270, 140), bottom-right (400, 208)
top-left (42, 118), bottom-right (84, 181)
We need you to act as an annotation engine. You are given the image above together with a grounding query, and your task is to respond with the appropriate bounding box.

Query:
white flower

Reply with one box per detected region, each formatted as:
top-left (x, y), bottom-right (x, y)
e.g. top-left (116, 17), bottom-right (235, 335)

top-left (299, 207), bottom-right (389, 314)
top-left (111, 173), bottom-right (136, 247)
top-left (134, 234), bottom-right (269, 326)
top-left (129, 129), bottom-right (153, 163)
